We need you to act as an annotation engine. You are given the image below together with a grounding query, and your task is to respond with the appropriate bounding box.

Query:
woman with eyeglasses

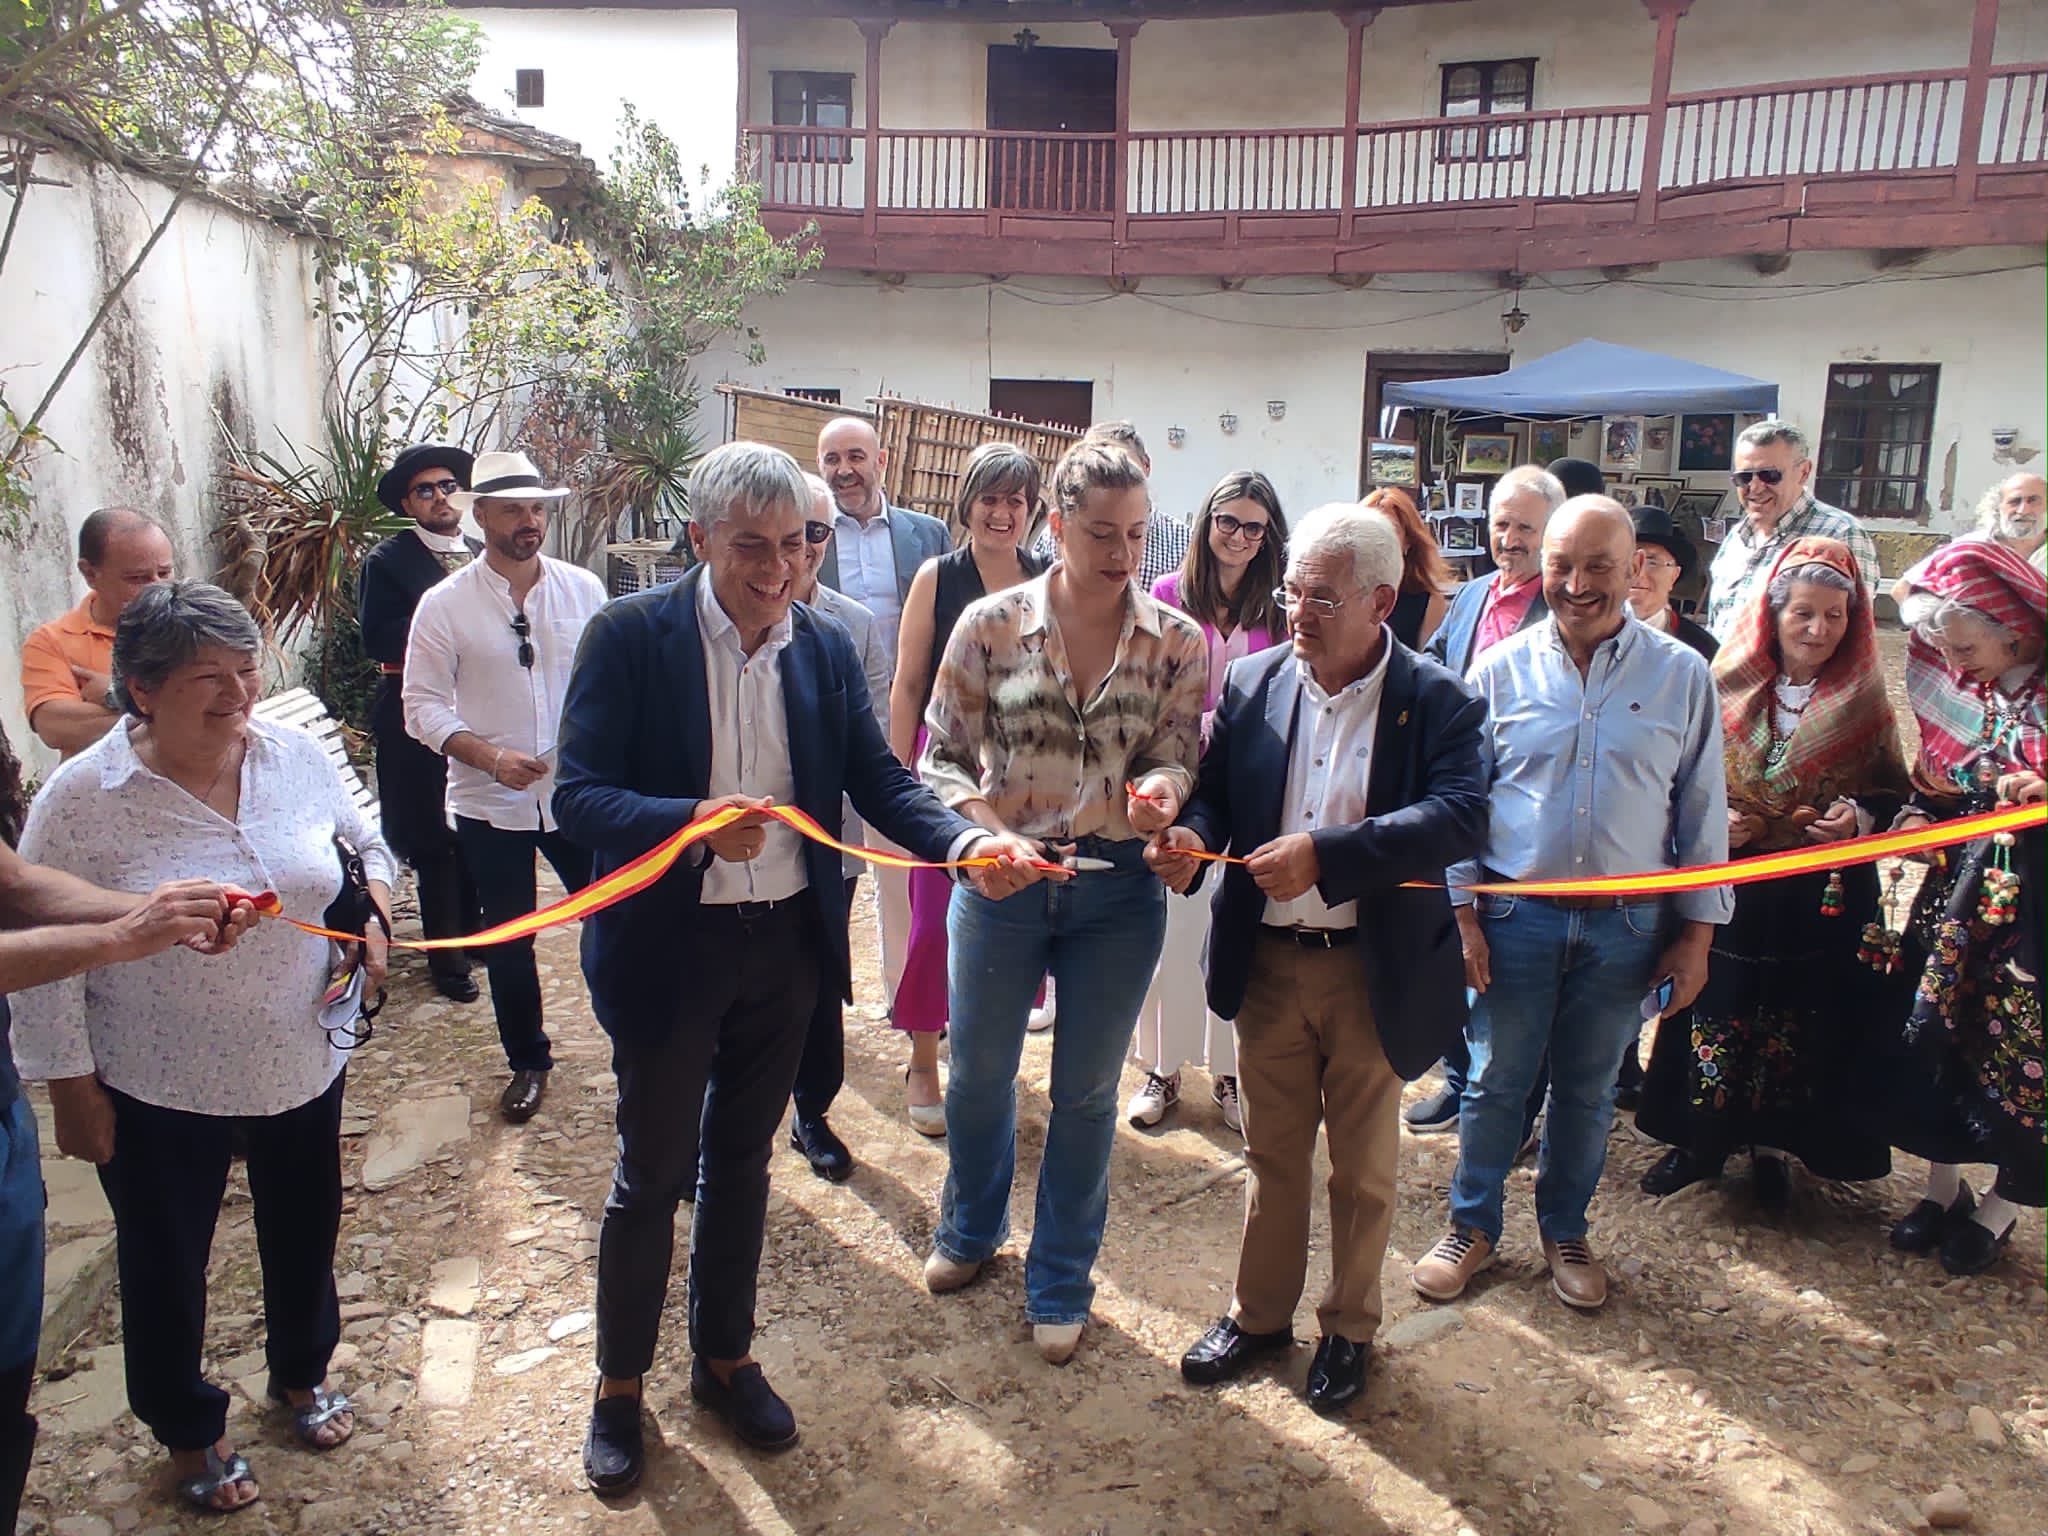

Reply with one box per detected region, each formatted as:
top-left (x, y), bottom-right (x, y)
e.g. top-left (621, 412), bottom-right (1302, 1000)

top-left (10, 582), bottom-right (394, 1514)
top-left (886, 443), bottom-right (1052, 1134)
top-left (1127, 471), bottom-right (1289, 1134)
top-left (1360, 487), bottom-right (1452, 651)
top-left (919, 440), bottom-right (1206, 1363)
top-left (1634, 539), bottom-right (1907, 1208)
top-left (1862, 539), bottom-right (2044, 1276)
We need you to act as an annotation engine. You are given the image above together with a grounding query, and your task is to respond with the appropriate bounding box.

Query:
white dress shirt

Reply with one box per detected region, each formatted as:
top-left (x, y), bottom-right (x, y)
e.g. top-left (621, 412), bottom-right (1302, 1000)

top-left (403, 553), bottom-right (607, 832)
top-left (11, 718), bottom-right (397, 1118)
top-left (699, 574), bottom-right (807, 905)
top-left (832, 507), bottom-right (904, 665)
top-left (1262, 641), bottom-right (1392, 931)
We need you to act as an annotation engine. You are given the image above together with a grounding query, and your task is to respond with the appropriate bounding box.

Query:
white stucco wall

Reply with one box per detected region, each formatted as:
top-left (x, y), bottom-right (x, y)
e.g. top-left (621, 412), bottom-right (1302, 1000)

top-left (459, 6), bottom-right (740, 180)
top-left (0, 151), bottom-right (329, 772)
top-left (703, 249), bottom-right (2045, 539)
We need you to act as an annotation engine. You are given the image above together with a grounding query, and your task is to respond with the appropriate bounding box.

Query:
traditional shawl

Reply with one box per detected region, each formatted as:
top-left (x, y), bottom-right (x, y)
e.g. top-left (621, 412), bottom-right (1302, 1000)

top-left (1714, 536), bottom-right (1909, 846)
top-left (1902, 537), bottom-right (2048, 794)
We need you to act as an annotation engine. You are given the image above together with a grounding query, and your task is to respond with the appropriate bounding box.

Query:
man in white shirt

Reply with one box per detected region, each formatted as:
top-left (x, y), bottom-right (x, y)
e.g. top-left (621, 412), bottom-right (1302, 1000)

top-left (1148, 504), bottom-right (1488, 1417)
top-left (814, 417), bottom-right (951, 1010)
top-left (403, 450), bottom-right (607, 1123)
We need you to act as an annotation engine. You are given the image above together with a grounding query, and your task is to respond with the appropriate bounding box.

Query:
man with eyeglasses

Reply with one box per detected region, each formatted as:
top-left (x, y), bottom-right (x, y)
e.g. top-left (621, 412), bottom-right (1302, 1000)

top-left (362, 444), bottom-right (486, 1005)
top-left (402, 450), bottom-right (607, 1123)
top-left (1147, 503), bottom-right (1486, 1416)
top-left (1703, 420), bottom-right (1880, 642)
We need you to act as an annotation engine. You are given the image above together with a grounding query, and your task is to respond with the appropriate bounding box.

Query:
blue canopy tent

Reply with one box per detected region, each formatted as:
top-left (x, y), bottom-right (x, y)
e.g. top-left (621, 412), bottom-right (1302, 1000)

top-left (1383, 339), bottom-right (1779, 418)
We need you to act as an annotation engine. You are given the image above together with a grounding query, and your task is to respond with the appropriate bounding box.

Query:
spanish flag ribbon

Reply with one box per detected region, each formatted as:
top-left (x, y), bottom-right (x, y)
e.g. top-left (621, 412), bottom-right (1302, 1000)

top-left (236, 799), bottom-right (2045, 951)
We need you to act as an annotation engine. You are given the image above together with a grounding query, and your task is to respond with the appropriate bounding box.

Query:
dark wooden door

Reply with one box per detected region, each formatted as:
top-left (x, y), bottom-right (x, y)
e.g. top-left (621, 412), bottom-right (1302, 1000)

top-left (989, 379), bottom-right (1095, 432)
top-left (1359, 350), bottom-right (1511, 495)
top-left (986, 44), bottom-right (1117, 213)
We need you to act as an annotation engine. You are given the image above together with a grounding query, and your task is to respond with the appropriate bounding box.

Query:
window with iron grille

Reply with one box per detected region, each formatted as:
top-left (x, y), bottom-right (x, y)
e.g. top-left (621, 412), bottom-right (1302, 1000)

top-left (1437, 59), bottom-right (1535, 163)
top-left (772, 70), bottom-right (854, 164)
top-left (1817, 363), bottom-right (1940, 518)
top-left (515, 69), bottom-right (545, 108)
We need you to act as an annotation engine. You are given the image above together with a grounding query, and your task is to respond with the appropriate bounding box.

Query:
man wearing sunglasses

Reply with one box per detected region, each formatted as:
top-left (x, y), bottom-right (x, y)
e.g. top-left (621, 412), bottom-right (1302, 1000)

top-left (403, 450), bottom-right (608, 1123)
top-left (363, 443), bottom-right (486, 1005)
top-left (1703, 420), bottom-right (1880, 642)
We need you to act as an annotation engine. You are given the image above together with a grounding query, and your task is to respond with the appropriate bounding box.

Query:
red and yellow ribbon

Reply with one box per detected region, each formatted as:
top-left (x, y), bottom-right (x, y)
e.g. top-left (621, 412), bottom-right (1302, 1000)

top-left (236, 798), bottom-right (2045, 951)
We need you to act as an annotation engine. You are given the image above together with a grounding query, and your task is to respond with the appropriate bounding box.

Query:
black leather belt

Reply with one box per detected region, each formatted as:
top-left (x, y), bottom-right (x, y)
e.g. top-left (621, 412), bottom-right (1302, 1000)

top-left (1259, 925), bottom-right (1358, 949)
top-left (714, 898), bottom-right (800, 922)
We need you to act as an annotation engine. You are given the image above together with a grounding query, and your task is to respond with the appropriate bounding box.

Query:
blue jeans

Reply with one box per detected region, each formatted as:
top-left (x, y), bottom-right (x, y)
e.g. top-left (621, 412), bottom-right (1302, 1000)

top-left (938, 837), bottom-right (1165, 1325)
top-left (1450, 895), bottom-right (1663, 1245)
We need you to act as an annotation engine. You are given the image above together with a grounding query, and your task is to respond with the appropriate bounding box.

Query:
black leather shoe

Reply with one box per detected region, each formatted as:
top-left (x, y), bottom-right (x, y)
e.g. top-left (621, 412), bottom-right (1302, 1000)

top-left (1890, 1185), bottom-right (1975, 1253)
top-left (1640, 1148), bottom-right (1723, 1197)
top-left (1752, 1153), bottom-right (1791, 1212)
top-left (500, 1069), bottom-right (548, 1123)
top-left (690, 1360), bottom-right (797, 1451)
top-left (1179, 1317), bottom-right (1294, 1386)
top-left (583, 1384), bottom-right (644, 1495)
top-left (1304, 1336), bottom-right (1368, 1417)
top-left (1939, 1215), bottom-right (2014, 1276)
top-left (431, 969), bottom-right (480, 1004)
top-left (790, 1116), bottom-right (853, 1183)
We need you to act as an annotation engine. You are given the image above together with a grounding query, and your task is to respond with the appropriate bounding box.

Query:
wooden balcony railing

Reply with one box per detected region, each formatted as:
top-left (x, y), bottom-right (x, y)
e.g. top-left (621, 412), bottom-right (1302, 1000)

top-left (743, 66), bottom-right (2048, 224)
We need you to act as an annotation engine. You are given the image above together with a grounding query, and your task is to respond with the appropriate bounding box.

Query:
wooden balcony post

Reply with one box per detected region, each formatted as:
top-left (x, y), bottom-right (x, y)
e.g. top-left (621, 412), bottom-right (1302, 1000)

top-left (1106, 21), bottom-right (1143, 247)
top-left (858, 17), bottom-right (894, 235)
top-left (1954, 0), bottom-right (2002, 201)
top-left (1634, 0), bottom-right (1695, 225)
top-left (1336, 8), bottom-right (1377, 238)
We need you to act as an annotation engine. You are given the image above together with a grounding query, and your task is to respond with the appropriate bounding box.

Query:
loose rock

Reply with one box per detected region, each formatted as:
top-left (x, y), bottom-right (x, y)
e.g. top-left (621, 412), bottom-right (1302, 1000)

top-left (1921, 1484), bottom-right (1972, 1528)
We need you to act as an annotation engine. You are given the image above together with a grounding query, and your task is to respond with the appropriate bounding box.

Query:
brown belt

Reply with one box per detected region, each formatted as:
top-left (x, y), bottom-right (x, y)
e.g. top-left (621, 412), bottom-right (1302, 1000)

top-left (1484, 870), bottom-right (1635, 912)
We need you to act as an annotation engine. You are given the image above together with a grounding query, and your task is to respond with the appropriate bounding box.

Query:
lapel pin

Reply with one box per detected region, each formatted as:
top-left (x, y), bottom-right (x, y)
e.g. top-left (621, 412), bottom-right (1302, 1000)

top-left (1397, 710), bottom-right (1410, 726)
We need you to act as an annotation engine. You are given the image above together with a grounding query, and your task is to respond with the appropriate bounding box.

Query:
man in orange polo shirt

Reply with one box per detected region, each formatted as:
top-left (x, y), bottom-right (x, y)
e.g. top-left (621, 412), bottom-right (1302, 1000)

top-left (20, 509), bottom-right (174, 756)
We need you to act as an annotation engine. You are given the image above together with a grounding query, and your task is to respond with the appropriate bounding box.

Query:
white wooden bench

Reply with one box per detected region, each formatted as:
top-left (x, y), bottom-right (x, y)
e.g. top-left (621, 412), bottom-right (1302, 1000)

top-left (252, 686), bottom-right (378, 823)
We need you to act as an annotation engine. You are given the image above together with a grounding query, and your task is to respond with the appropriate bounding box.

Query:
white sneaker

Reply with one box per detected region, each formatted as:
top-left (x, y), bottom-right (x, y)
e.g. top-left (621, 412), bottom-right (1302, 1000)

top-left (923, 1250), bottom-right (982, 1294)
top-left (1211, 1074), bottom-right (1243, 1135)
top-left (1034, 1321), bottom-right (1084, 1364)
top-left (1126, 1070), bottom-right (1181, 1128)
top-left (906, 1067), bottom-right (946, 1138)
top-left (1027, 999), bottom-right (1055, 1033)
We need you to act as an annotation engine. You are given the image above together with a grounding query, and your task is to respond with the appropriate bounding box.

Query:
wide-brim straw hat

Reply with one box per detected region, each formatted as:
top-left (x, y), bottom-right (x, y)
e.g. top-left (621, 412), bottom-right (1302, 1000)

top-left (446, 450), bottom-right (572, 514)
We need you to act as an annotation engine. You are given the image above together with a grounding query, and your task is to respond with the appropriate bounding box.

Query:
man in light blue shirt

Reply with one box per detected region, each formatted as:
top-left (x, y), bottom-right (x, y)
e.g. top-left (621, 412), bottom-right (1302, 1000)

top-left (1411, 497), bottom-right (1733, 1315)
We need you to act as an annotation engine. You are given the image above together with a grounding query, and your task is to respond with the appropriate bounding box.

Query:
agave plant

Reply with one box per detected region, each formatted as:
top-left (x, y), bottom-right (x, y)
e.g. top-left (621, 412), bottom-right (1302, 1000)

top-left (590, 421), bottom-right (700, 543)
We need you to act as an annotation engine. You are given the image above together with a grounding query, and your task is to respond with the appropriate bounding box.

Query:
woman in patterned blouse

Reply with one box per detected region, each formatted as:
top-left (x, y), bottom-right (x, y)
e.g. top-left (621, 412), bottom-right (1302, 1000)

top-left (13, 583), bottom-right (392, 1514)
top-left (917, 440), bottom-right (1208, 1365)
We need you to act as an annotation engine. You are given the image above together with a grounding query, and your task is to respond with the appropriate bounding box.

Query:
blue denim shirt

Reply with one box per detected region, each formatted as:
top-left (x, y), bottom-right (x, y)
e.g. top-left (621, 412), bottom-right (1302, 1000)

top-left (1447, 616), bottom-right (1735, 926)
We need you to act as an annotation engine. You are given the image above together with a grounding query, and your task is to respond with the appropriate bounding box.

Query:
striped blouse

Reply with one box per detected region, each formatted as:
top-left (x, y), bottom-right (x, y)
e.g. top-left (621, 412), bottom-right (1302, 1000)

top-left (920, 574), bottom-right (1208, 842)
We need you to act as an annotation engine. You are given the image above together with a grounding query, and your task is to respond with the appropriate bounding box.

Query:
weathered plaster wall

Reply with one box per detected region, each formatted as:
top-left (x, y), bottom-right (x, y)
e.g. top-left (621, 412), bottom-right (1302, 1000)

top-left (0, 151), bottom-right (330, 773)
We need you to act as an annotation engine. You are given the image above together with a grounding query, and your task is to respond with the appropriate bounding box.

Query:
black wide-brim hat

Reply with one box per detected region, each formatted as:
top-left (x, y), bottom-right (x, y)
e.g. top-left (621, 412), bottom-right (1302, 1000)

top-left (1632, 502), bottom-right (1698, 580)
top-left (377, 443), bottom-right (475, 515)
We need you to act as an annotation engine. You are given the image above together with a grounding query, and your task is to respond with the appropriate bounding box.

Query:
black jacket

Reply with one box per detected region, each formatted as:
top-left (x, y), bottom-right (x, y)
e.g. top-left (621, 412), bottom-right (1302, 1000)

top-left (1179, 638), bottom-right (1489, 1081)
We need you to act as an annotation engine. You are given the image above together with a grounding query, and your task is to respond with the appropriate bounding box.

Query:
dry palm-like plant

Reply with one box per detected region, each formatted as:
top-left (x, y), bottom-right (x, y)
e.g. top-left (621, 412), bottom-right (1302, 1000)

top-left (215, 410), bottom-right (408, 647)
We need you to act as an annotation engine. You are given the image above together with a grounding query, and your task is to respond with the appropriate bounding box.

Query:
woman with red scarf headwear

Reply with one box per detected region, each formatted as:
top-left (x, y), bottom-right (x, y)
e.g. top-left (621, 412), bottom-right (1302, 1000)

top-left (1637, 538), bottom-right (1910, 1206)
top-left (1865, 538), bottom-right (2045, 1276)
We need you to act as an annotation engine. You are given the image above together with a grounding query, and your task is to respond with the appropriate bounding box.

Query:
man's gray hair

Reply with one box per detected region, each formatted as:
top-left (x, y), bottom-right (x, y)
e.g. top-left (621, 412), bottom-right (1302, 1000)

top-left (1765, 560), bottom-right (1858, 612)
top-left (1489, 464), bottom-right (1566, 517)
top-left (111, 580), bottom-right (261, 715)
top-left (1288, 503), bottom-right (1404, 594)
top-left (1737, 418), bottom-right (1812, 461)
top-left (689, 440), bottom-right (812, 531)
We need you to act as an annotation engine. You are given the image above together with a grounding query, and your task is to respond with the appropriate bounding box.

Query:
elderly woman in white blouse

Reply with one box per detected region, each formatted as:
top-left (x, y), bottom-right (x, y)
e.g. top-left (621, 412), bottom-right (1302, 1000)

top-left (13, 582), bottom-right (392, 1515)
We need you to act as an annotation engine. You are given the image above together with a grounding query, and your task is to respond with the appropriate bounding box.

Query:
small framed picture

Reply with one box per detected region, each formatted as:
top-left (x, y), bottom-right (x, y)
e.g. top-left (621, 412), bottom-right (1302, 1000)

top-left (1679, 413), bottom-right (1735, 472)
top-left (1632, 475), bottom-right (1687, 510)
top-left (1702, 514), bottom-right (1729, 544)
top-left (1644, 421), bottom-right (1673, 455)
top-left (1610, 484), bottom-right (1641, 510)
top-left (1601, 416), bottom-right (1644, 474)
top-left (1368, 439), bottom-right (1418, 487)
top-left (1528, 420), bottom-right (1570, 465)
top-left (1460, 433), bottom-right (1515, 476)
top-left (1452, 480), bottom-right (1487, 512)
top-left (1675, 488), bottom-right (1726, 523)
top-left (1445, 519), bottom-right (1481, 553)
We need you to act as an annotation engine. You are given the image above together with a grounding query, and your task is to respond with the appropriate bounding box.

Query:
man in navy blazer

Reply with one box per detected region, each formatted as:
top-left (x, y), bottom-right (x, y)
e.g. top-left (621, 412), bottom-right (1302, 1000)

top-left (554, 442), bottom-right (1045, 1494)
top-left (1147, 502), bottom-right (1486, 1417)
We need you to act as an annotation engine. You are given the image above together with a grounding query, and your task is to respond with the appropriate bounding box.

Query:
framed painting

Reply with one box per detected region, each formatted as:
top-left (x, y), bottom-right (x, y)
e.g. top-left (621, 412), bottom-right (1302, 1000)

top-left (1679, 413), bottom-right (1735, 472)
top-left (1368, 439), bottom-right (1418, 487)
top-left (1460, 433), bottom-right (1516, 476)
top-left (1601, 416), bottom-right (1644, 474)
top-left (1528, 420), bottom-right (1570, 465)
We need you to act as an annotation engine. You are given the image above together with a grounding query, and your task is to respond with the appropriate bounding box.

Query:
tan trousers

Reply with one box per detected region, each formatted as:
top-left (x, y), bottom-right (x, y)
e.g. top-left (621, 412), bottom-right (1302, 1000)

top-left (1229, 933), bottom-right (1405, 1345)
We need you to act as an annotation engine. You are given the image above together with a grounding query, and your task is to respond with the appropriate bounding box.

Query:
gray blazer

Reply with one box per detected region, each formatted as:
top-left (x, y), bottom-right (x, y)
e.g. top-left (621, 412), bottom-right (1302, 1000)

top-left (805, 585), bottom-right (891, 876)
top-left (817, 502), bottom-right (952, 610)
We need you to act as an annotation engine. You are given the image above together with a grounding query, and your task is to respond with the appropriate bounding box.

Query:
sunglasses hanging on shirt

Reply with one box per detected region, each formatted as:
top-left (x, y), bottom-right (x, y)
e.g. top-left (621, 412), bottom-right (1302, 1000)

top-left (511, 612), bottom-right (534, 669)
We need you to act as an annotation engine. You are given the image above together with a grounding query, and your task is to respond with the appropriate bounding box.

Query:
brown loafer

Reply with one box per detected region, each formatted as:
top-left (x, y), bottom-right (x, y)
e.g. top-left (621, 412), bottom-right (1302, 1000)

top-left (1542, 1234), bottom-right (1608, 1310)
top-left (500, 1069), bottom-right (548, 1123)
top-left (1410, 1227), bottom-right (1495, 1303)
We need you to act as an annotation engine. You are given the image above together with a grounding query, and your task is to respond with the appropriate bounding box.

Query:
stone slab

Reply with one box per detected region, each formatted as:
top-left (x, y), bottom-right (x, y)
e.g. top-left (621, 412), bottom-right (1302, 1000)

top-left (360, 1095), bottom-right (471, 1191)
